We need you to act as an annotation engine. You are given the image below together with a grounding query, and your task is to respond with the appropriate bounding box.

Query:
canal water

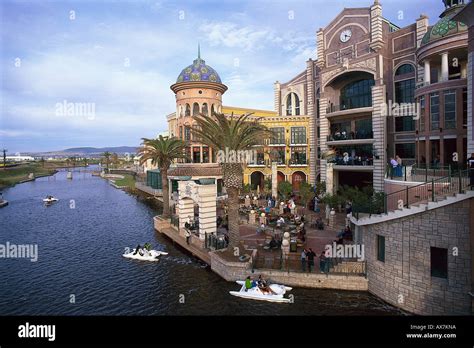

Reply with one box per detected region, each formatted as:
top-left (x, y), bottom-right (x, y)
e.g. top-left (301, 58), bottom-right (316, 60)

top-left (0, 167), bottom-right (404, 315)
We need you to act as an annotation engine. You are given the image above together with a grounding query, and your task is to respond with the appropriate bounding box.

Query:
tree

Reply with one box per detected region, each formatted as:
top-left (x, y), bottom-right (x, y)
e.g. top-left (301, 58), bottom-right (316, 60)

top-left (278, 181), bottom-right (293, 201)
top-left (137, 135), bottom-right (187, 218)
top-left (191, 112), bottom-right (270, 248)
top-left (83, 157), bottom-right (88, 167)
top-left (102, 152), bottom-right (111, 172)
top-left (39, 157), bottom-right (45, 168)
top-left (298, 182), bottom-right (315, 213)
top-left (111, 153), bottom-right (119, 169)
top-left (2, 149), bottom-right (7, 169)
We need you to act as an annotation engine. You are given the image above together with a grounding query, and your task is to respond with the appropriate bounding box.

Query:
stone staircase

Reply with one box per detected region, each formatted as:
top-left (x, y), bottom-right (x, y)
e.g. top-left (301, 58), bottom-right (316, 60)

top-left (351, 188), bottom-right (474, 226)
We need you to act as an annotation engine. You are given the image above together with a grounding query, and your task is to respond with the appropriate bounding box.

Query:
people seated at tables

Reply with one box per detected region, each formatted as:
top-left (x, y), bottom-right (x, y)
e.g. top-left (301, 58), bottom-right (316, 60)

top-left (256, 223), bottom-right (265, 235)
top-left (315, 217), bottom-right (324, 230)
top-left (276, 216), bottom-right (285, 227)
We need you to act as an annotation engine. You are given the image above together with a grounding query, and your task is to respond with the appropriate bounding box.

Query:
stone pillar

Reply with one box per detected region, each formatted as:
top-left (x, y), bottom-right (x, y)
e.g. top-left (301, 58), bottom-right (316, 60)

top-left (370, 0), bottom-right (384, 52)
top-left (279, 202), bottom-right (285, 214)
top-left (271, 162), bottom-right (278, 198)
top-left (249, 210), bottom-right (256, 224)
top-left (326, 162), bottom-right (334, 195)
top-left (468, 41), bottom-right (474, 156)
top-left (196, 184), bottom-right (217, 240)
top-left (307, 59), bottom-right (317, 186)
top-left (329, 208), bottom-right (336, 229)
top-left (178, 199), bottom-right (194, 231)
top-left (416, 14), bottom-right (429, 48)
top-left (319, 97), bottom-right (329, 185)
top-left (441, 52), bottom-right (449, 82)
top-left (372, 84), bottom-right (387, 193)
top-left (316, 29), bottom-right (325, 69)
top-left (274, 81), bottom-right (281, 114)
top-left (424, 60), bottom-right (431, 85)
top-left (244, 195), bottom-right (251, 207)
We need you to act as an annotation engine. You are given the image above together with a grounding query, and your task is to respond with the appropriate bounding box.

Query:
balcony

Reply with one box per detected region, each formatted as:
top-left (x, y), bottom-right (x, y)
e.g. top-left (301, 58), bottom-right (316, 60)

top-left (326, 129), bottom-right (374, 145)
top-left (414, 78), bottom-right (466, 98)
top-left (326, 105), bottom-right (373, 117)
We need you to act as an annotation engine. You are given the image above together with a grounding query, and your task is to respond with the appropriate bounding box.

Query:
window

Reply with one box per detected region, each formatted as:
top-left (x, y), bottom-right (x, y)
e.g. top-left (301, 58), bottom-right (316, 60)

top-left (179, 126), bottom-right (183, 140)
top-left (462, 88), bottom-right (467, 127)
top-left (419, 96), bottom-right (425, 132)
top-left (202, 147), bottom-right (209, 163)
top-left (202, 103), bottom-right (208, 116)
top-left (340, 79), bottom-right (374, 110)
top-left (255, 149), bottom-right (265, 165)
top-left (270, 127), bottom-right (285, 145)
top-left (430, 93), bottom-right (440, 130)
top-left (355, 118), bottom-right (373, 139)
top-left (395, 79), bottom-right (415, 104)
top-left (330, 121), bottom-right (351, 140)
top-left (192, 125), bottom-right (201, 142)
top-left (286, 93), bottom-right (300, 116)
top-left (211, 104), bottom-right (215, 115)
top-left (377, 235), bottom-right (385, 262)
top-left (395, 64), bottom-right (414, 76)
top-left (316, 99), bottom-right (320, 119)
top-left (317, 127), bottom-right (320, 138)
top-left (444, 90), bottom-right (456, 129)
top-left (290, 147), bottom-right (307, 165)
top-left (269, 147), bottom-right (285, 165)
top-left (192, 103), bottom-right (200, 116)
top-left (395, 143), bottom-right (415, 159)
top-left (185, 104), bottom-right (191, 117)
top-left (430, 68), bottom-right (438, 84)
top-left (184, 126), bottom-right (191, 141)
top-left (192, 147), bottom-right (201, 163)
top-left (431, 247), bottom-right (447, 279)
top-left (395, 116), bottom-right (415, 132)
top-left (290, 127), bottom-right (306, 144)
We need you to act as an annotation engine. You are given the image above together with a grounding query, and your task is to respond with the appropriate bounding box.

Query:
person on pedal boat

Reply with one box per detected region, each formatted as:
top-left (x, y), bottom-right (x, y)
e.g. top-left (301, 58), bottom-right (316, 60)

top-left (133, 244), bottom-right (145, 256)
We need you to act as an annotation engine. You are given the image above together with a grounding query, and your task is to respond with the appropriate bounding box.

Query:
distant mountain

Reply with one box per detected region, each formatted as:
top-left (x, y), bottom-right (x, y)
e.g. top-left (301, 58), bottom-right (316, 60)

top-left (28, 146), bottom-right (139, 157)
top-left (61, 147), bottom-right (138, 154)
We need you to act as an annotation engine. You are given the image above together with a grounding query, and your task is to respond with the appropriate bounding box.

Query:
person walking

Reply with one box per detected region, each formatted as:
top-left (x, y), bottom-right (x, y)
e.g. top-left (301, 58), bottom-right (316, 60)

top-left (300, 249), bottom-right (307, 272)
top-left (306, 248), bottom-right (316, 273)
top-left (325, 203), bottom-right (330, 226)
top-left (468, 153), bottom-right (474, 189)
top-left (395, 155), bottom-right (403, 177)
top-left (319, 250), bottom-right (328, 273)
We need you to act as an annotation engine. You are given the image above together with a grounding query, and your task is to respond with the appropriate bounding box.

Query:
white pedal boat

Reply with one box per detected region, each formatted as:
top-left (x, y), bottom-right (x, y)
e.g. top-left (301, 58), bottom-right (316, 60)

top-left (43, 197), bottom-right (59, 203)
top-left (123, 249), bottom-right (168, 262)
top-left (229, 280), bottom-right (293, 303)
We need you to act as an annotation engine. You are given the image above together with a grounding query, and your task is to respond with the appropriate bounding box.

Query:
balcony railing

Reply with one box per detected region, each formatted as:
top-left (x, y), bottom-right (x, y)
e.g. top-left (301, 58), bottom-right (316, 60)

top-left (289, 158), bottom-right (307, 165)
top-left (329, 156), bottom-right (374, 166)
top-left (326, 102), bottom-right (372, 114)
top-left (327, 130), bottom-right (373, 142)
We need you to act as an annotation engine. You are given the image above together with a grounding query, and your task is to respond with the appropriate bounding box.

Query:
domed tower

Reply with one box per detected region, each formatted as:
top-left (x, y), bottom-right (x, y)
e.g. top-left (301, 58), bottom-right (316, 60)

top-left (170, 46), bottom-right (227, 163)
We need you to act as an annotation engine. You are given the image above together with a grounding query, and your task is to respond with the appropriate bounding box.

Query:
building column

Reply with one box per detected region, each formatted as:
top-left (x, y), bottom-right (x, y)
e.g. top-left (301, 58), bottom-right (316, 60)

top-left (200, 146), bottom-right (203, 163)
top-left (372, 84), bottom-right (387, 193)
top-left (424, 60), bottom-right (431, 85)
top-left (197, 184), bottom-right (217, 240)
top-left (319, 97), bottom-right (329, 186)
top-left (441, 52), bottom-right (449, 82)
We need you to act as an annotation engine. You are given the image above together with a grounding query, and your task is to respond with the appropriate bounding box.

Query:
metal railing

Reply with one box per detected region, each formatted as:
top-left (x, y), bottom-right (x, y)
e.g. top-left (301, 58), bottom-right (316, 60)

top-left (204, 232), bottom-right (227, 251)
top-left (355, 169), bottom-right (471, 219)
top-left (327, 131), bottom-right (373, 141)
top-left (326, 102), bottom-right (372, 114)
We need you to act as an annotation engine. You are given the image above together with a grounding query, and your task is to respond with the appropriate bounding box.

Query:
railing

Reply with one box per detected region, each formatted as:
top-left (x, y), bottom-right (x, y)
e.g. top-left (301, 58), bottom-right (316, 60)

top-left (355, 169), bottom-right (471, 218)
top-left (170, 215), bottom-right (179, 228)
top-left (327, 131), bottom-right (373, 142)
top-left (326, 102), bottom-right (372, 114)
top-left (204, 232), bottom-right (227, 251)
top-left (330, 157), bottom-right (374, 166)
top-left (387, 163), bottom-right (466, 182)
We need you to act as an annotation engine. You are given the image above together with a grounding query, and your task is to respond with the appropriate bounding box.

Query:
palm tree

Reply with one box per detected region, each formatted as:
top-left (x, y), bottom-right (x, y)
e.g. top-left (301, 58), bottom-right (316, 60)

top-left (137, 135), bottom-right (187, 218)
top-left (102, 152), bottom-right (111, 172)
top-left (191, 112), bottom-right (270, 248)
top-left (83, 157), bottom-right (88, 167)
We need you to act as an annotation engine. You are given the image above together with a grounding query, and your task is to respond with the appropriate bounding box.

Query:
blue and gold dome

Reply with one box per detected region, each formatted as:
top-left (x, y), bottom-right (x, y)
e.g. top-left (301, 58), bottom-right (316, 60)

top-left (176, 47), bottom-right (222, 84)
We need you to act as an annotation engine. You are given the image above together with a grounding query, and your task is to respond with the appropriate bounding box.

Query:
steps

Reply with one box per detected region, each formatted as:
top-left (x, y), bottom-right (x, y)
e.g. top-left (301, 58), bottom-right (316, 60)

top-left (351, 189), bottom-right (474, 226)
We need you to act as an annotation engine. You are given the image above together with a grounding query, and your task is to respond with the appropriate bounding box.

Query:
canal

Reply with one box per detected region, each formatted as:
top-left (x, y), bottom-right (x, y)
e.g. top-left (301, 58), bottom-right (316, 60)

top-left (0, 167), bottom-right (404, 315)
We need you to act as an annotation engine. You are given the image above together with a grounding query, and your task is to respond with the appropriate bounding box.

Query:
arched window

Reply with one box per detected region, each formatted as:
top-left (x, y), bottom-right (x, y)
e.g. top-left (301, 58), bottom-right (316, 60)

top-left (340, 79), bottom-right (374, 109)
top-left (202, 103), bottom-right (208, 116)
top-left (185, 104), bottom-right (191, 117)
top-left (211, 104), bottom-right (215, 115)
top-left (286, 93), bottom-right (300, 116)
top-left (192, 103), bottom-right (200, 116)
top-left (179, 105), bottom-right (184, 117)
top-left (217, 105), bottom-right (221, 113)
top-left (395, 64), bottom-right (415, 76)
top-left (179, 126), bottom-right (183, 139)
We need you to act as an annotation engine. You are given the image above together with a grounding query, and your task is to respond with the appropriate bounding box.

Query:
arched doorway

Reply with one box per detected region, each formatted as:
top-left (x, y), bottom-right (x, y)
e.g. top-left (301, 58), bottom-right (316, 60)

top-left (250, 171), bottom-right (264, 191)
top-left (292, 171), bottom-right (306, 191)
top-left (277, 171), bottom-right (285, 184)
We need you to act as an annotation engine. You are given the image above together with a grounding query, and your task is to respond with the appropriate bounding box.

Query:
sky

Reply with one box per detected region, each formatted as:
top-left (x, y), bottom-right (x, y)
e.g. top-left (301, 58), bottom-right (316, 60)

top-left (0, 0), bottom-right (445, 153)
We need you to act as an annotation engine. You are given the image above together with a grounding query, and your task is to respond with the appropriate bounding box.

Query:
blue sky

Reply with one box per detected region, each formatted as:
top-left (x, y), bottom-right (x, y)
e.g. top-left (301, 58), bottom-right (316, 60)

top-left (0, 0), bottom-right (445, 152)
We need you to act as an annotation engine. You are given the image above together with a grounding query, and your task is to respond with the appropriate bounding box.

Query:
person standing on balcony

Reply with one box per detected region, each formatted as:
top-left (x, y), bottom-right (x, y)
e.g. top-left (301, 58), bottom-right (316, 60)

top-left (390, 157), bottom-right (398, 178)
top-left (468, 153), bottom-right (474, 189)
top-left (395, 155), bottom-right (403, 177)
